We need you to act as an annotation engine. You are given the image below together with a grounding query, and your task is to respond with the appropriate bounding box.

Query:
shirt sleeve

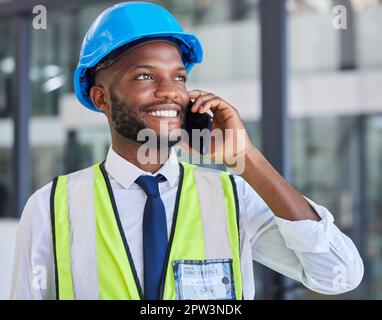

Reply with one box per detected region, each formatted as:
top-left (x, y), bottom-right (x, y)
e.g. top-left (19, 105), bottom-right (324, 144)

top-left (10, 183), bottom-right (56, 300)
top-left (233, 175), bottom-right (364, 295)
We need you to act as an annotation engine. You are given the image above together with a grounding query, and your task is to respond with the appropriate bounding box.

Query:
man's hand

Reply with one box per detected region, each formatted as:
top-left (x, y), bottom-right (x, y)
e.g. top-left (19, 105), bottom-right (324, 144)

top-left (187, 89), bottom-right (253, 169)
top-left (187, 89), bottom-right (320, 222)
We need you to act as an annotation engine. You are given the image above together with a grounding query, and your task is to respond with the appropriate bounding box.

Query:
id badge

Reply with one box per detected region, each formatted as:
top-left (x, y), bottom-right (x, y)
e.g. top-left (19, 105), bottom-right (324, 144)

top-left (173, 259), bottom-right (236, 300)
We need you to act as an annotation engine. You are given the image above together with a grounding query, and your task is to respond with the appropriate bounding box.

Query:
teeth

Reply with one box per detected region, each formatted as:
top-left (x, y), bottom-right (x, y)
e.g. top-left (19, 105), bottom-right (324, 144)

top-left (148, 110), bottom-right (177, 117)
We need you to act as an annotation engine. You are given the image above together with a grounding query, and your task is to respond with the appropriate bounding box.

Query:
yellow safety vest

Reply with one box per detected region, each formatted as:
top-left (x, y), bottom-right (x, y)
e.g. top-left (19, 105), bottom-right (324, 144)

top-left (50, 161), bottom-right (243, 300)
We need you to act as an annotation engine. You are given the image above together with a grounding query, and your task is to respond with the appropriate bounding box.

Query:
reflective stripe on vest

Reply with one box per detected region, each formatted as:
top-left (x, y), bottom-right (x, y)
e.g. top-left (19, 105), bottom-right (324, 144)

top-left (50, 161), bottom-right (242, 300)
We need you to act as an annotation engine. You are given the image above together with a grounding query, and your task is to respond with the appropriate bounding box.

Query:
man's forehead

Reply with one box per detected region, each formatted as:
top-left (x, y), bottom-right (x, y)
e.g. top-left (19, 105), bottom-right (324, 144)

top-left (114, 42), bottom-right (185, 71)
top-left (128, 39), bottom-right (183, 56)
top-left (125, 41), bottom-right (183, 63)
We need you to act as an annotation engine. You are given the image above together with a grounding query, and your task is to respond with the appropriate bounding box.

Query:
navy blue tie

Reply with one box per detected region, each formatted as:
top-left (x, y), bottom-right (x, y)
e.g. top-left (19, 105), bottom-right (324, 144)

top-left (135, 174), bottom-right (168, 300)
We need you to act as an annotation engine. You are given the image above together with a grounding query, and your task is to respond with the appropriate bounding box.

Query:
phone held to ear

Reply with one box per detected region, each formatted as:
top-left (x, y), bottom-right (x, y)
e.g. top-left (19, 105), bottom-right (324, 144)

top-left (184, 100), bottom-right (213, 155)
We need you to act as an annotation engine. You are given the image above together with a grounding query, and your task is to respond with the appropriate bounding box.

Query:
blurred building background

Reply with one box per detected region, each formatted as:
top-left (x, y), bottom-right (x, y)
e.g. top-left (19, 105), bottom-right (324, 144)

top-left (0, 0), bottom-right (382, 299)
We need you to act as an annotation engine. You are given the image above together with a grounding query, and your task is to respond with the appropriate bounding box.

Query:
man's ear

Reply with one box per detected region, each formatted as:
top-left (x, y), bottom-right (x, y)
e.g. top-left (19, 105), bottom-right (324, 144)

top-left (89, 85), bottom-right (111, 113)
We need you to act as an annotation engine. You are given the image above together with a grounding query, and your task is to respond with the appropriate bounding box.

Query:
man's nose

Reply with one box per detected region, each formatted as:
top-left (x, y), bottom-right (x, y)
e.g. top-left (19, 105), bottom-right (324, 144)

top-left (154, 80), bottom-right (179, 100)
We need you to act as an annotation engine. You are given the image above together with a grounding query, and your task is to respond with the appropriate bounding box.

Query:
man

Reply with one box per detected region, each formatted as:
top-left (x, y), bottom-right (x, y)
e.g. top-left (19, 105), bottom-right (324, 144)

top-left (11, 2), bottom-right (363, 300)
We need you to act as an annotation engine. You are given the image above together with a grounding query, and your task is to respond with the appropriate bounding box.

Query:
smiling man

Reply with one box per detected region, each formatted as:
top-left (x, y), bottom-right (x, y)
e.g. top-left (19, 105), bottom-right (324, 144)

top-left (90, 38), bottom-right (191, 170)
top-left (11, 2), bottom-right (363, 300)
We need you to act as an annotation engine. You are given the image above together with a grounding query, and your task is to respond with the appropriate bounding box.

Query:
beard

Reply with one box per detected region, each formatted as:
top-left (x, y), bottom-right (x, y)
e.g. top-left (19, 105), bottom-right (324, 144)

top-left (110, 87), bottom-right (185, 149)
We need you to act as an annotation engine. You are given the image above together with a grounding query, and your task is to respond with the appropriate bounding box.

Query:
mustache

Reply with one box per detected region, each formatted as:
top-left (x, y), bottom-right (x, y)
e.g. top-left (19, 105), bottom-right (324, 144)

top-left (140, 100), bottom-right (186, 112)
top-left (109, 86), bottom-right (186, 112)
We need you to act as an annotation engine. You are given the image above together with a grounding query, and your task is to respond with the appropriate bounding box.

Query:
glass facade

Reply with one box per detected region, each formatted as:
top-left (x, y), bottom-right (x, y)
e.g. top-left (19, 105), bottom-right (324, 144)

top-left (0, 18), bottom-right (14, 218)
top-left (30, 9), bottom-right (71, 116)
top-left (365, 115), bottom-right (382, 299)
top-left (285, 0), bottom-right (382, 299)
top-left (355, 0), bottom-right (382, 69)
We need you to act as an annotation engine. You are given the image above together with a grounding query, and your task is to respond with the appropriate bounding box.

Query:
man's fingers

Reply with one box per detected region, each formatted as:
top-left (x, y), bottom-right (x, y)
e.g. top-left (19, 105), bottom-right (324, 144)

top-left (188, 89), bottom-right (208, 97)
top-left (190, 93), bottom-right (215, 113)
top-left (188, 89), bottom-right (209, 104)
top-left (199, 97), bottom-right (222, 114)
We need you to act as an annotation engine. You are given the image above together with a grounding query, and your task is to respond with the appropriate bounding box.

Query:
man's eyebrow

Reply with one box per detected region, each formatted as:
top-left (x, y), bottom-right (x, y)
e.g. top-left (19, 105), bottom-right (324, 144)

top-left (130, 64), bottom-right (187, 71)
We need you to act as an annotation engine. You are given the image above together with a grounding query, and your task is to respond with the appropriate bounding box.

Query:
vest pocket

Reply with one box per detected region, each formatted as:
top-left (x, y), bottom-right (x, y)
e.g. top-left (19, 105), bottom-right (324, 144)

top-left (172, 259), bottom-right (235, 300)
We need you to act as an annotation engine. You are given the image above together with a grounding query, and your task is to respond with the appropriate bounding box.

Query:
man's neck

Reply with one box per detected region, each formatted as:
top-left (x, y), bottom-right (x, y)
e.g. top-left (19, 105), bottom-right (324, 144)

top-left (111, 138), bottom-right (170, 174)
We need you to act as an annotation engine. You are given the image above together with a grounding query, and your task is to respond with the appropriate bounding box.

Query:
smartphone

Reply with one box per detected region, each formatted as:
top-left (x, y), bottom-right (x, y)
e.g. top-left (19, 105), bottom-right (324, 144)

top-left (183, 100), bottom-right (213, 154)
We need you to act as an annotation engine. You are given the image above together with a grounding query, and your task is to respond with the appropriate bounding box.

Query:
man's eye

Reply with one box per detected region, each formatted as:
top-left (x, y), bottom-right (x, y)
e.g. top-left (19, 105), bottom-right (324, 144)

top-left (136, 73), bottom-right (153, 80)
top-left (175, 75), bottom-right (187, 82)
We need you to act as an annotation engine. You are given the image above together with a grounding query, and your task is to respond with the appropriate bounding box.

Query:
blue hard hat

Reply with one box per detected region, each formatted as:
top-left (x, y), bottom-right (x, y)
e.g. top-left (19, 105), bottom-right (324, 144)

top-left (74, 1), bottom-right (204, 112)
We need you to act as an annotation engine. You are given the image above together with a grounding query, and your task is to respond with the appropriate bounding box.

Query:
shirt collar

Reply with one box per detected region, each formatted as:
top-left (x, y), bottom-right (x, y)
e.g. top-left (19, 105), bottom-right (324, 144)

top-left (104, 145), bottom-right (179, 189)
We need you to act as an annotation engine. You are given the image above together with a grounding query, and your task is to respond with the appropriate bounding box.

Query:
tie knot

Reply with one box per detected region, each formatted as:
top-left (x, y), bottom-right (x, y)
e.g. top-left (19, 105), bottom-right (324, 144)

top-left (135, 174), bottom-right (166, 196)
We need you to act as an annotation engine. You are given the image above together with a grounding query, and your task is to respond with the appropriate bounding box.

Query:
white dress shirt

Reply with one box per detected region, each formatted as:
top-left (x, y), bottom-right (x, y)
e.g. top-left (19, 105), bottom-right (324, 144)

top-left (10, 146), bottom-right (364, 299)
